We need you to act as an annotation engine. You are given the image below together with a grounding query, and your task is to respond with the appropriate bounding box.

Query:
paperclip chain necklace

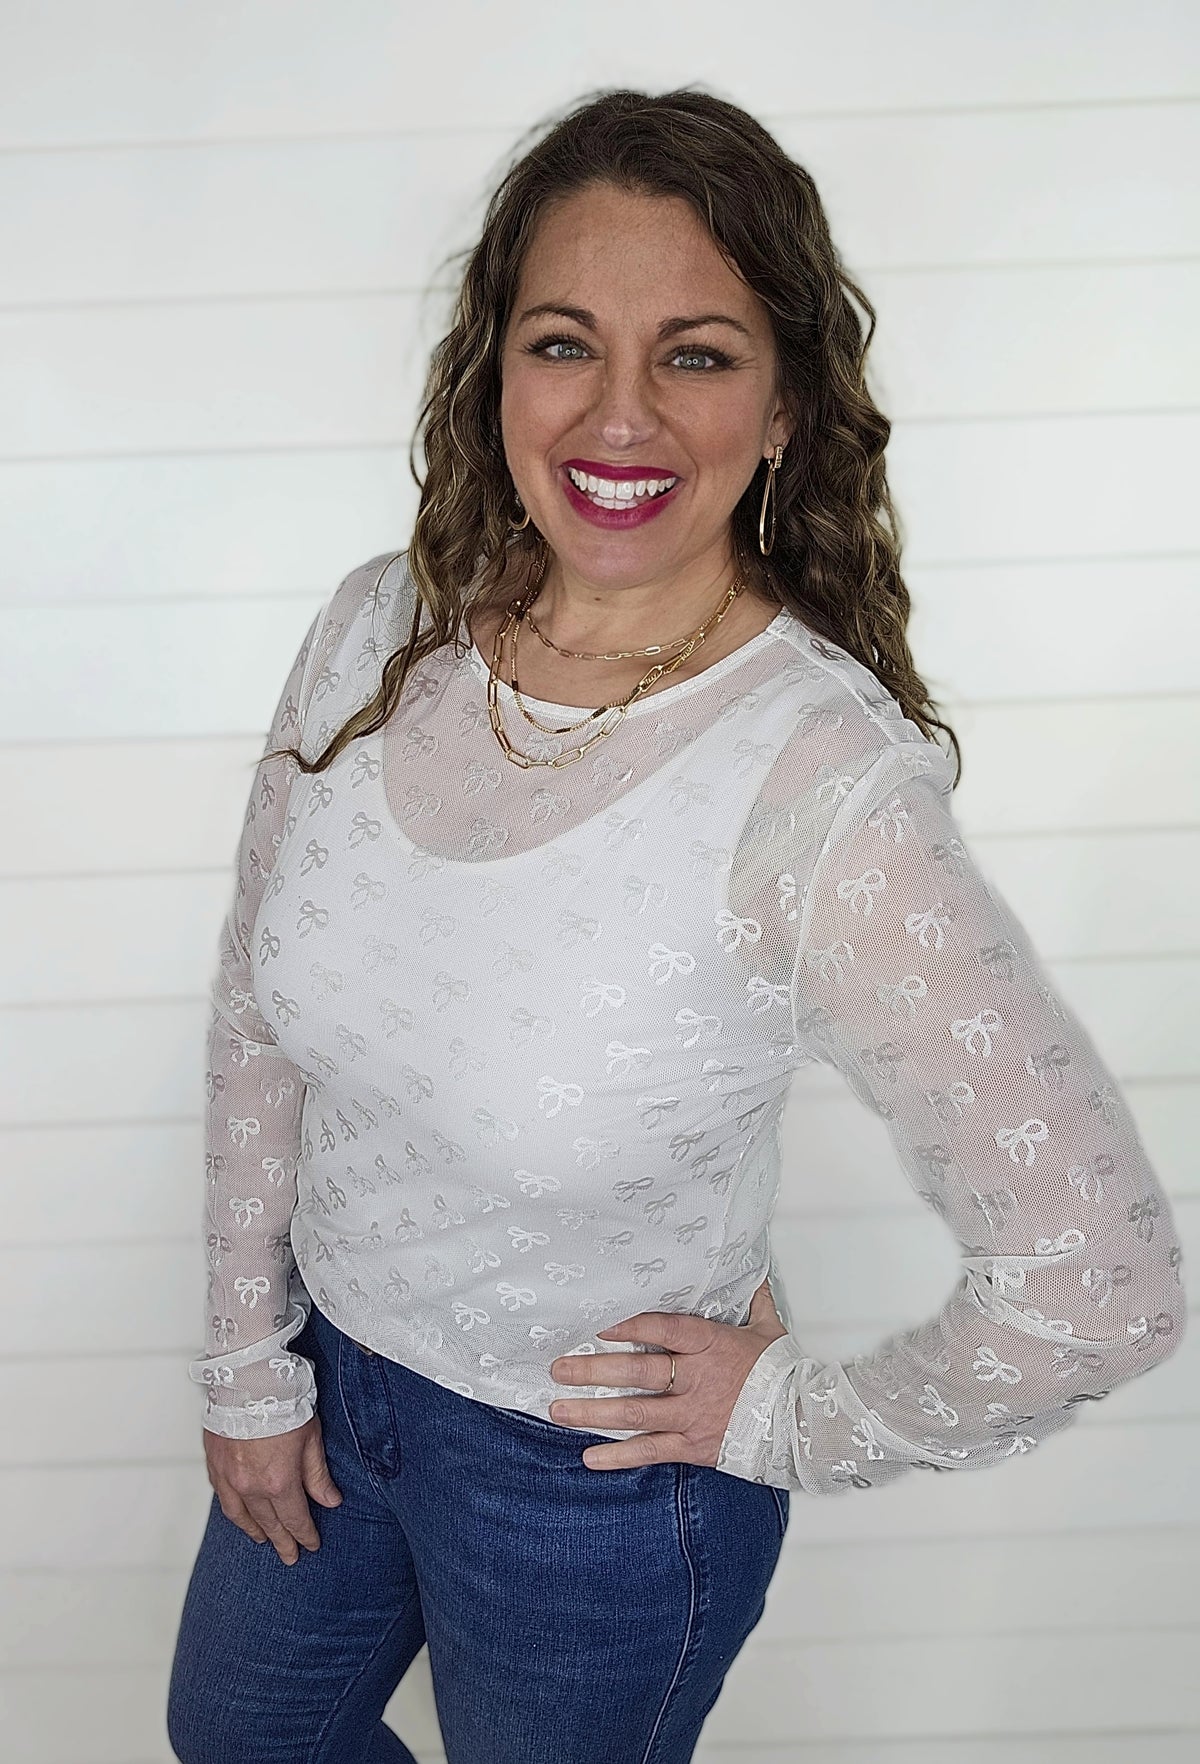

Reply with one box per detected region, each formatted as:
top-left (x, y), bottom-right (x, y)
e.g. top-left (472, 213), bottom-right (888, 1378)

top-left (484, 560), bottom-right (746, 770)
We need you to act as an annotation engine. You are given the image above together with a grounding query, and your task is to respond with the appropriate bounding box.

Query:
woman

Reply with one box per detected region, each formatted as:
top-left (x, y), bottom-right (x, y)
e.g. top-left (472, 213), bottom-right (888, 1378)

top-left (168, 87), bottom-right (1186, 1764)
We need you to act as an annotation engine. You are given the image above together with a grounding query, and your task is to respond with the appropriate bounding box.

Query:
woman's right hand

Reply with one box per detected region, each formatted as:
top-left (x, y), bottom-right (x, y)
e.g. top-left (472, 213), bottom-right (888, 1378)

top-left (203, 1414), bottom-right (344, 1565)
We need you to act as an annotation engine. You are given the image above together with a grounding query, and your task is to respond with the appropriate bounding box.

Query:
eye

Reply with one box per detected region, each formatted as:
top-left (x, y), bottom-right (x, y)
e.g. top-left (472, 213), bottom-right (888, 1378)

top-left (524, 333), bottom-right (590, 362)
top-left (670, 345), bottom-right (732, 372)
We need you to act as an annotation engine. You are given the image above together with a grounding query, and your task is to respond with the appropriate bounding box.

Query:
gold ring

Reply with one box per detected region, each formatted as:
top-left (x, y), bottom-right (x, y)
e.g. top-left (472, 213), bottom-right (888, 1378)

top-left (663, 1352), bottom-right (676, 1392)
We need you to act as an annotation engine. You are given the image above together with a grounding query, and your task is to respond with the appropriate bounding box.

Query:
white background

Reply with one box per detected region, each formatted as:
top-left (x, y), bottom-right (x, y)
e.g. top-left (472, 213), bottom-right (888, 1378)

top-left (1, 2), bottom-right (1197, 1759)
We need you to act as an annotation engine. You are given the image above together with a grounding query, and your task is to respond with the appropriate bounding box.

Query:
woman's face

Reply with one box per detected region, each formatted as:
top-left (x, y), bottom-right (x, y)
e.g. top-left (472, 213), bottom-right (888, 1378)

top-left (499, 182), bottom-right (793, 594)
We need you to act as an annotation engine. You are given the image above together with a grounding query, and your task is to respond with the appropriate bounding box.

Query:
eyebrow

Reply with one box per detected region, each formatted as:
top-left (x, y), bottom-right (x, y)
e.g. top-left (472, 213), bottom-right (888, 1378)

top-left (515, 303), bottom-right (751, 340)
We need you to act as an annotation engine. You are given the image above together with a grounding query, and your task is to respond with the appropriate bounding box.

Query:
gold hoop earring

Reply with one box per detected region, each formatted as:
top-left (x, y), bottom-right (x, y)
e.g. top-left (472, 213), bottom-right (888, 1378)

top-left (511, 489), bottom-right (531, 532)
top-left (758, 445), bottom-right (784, 557)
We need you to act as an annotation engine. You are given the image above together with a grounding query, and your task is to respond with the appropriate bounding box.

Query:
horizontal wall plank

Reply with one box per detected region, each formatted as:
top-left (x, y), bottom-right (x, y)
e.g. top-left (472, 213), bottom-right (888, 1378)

top-left (1, 1568), bottom-right (188, 1667)
top-left (0, 0), bottom-right (1192, 150)
top-left (5, 698), bottom-right (1197, 884)
top-left (909, 556), bottom-right (1200, 703)
top-left (0, 450), bottom-right (413, 607)
top-left (935, 699), bottom-right (1200, 834)
top-left (702, 1631), bottom-right (1200, 1744)
top-left (687, 1744), bottom-right (1200, 1764)
top-left (0, 999), bottom-right (211, 1126)
top-left (3, 827), bottom-right (1194, 1008)
top-left (3, 105), bottom-right (1195, 307)
top-left (4, 265), bottom-right (1196, 460)
top-left (1, 294), bottom-right (431, 458)
top-left (697, 1745), bottom-right (1200, 1764)
top-left (3, 1664), bottom-right (176, 1764)
top-left (1, 417), bottom-right (1194, 610)
top-left (0, 1463), bottom-right (215, 1570)
top-left (891, 412), bottom-right (1197, 570)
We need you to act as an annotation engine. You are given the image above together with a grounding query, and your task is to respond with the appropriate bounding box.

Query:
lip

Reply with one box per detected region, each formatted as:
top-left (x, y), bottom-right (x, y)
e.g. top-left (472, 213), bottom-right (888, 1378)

top-left (558, 462), bottom-right (682, 530)
top-left (562, 458), bottom-right (681, 482)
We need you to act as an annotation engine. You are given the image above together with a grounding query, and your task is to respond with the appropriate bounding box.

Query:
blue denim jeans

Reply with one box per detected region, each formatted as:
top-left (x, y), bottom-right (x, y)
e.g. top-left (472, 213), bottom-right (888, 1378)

top-left (167, 1294), bottom-right (789, 1764)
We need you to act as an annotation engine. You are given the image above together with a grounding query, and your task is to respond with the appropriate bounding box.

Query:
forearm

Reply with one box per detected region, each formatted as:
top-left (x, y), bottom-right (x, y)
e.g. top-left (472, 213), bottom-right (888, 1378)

top-left (189, 1000), bottom-right (316, 1438)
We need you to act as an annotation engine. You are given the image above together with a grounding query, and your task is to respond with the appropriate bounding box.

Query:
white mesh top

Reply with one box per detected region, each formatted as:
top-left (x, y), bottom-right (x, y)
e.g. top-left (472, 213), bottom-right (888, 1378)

top-left (188, 548), bottom-right (1187, 1495)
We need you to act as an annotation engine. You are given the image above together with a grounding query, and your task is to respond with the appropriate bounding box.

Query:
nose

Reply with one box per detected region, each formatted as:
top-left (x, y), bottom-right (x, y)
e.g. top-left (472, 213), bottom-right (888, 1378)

top-left (588, 358), bottom-right (658, 454)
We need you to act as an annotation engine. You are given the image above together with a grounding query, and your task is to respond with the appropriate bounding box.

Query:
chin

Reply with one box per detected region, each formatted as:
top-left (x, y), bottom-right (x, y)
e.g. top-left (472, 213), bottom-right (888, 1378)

top-left (543, 533), bottom-right (679, 585)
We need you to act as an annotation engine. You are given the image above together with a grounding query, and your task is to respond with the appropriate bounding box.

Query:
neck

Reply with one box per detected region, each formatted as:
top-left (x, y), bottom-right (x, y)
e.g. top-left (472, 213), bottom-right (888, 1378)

top-left (512, 550), bottom-right (750, 653)
top-left (465, 547), bottom-right (783, 712)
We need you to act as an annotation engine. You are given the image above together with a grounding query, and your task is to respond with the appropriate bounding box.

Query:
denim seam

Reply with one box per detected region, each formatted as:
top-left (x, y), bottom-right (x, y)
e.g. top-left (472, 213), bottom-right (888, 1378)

top-left (335, 1324), bottom-right (394, 1498)
top-left (310, 1582), bottom-right (423, 1763)
top-left (769, 1485), bottom-right (788, 1540)
top-left (372, 1348), bottom-right (405, 1478)
top-left (638, 1463), bottom-right (701, 1764)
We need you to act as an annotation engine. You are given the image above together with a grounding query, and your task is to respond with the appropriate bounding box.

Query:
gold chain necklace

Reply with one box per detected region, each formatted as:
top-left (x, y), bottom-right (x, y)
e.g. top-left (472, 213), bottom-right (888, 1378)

top-left (524, 603), bottom-right (697, 661)
top-left (510, 575), bottom-right (742, 736)
top-left (485, 571), bottom-right (745, 769)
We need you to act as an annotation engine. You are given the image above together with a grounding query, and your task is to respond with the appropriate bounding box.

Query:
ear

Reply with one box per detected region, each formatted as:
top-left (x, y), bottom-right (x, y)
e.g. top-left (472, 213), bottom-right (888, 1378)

top-left (765, 396), bottom-right (795, 456)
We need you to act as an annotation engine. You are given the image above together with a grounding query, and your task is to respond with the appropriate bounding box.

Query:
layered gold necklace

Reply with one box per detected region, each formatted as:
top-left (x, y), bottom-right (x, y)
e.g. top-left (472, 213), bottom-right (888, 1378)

top-left (483, 559), bottom-right (746, 770)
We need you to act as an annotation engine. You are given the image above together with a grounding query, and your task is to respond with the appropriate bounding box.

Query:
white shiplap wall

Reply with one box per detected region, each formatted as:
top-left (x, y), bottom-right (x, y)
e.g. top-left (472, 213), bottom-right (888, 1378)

top-left (1, 3), bottom-right (1197, 1760)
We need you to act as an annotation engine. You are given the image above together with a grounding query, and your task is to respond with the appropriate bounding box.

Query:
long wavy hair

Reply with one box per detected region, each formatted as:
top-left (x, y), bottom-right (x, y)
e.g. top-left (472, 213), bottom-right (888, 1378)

top-left (270, 85), bottom-right (961, 784)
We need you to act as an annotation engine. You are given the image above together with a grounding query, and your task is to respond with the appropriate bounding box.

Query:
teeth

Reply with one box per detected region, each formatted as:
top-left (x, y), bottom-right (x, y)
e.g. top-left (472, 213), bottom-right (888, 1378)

top-left (566, 467), bottom-right (678, 507)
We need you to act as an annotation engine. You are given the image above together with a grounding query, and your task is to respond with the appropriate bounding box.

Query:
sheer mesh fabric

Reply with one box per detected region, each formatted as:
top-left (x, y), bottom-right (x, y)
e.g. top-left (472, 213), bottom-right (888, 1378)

top-left (717, 739), bottom-right (1185, 1491)
top-left (194, 607), bottom-right (324, 1435)
top-left (189, 551), bottom-right (1186, 1487)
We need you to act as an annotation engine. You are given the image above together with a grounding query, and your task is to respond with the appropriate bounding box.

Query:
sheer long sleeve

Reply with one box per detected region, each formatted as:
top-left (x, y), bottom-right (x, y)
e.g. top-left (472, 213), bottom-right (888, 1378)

top-left (717, 736), bottom-right (1187, 1494)
top-left (186, 606), bottom-right (325, 1439)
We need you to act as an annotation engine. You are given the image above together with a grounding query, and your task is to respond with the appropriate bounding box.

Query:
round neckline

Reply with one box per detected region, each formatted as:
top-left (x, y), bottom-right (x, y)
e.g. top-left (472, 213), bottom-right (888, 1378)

top-left (460, 605), bottom-right (795, 720)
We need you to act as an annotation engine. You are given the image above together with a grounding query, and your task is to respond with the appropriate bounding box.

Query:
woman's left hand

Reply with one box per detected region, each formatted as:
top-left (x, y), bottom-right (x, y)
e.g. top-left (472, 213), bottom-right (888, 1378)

top-left (548, 1276), bottom-right (789, 1469)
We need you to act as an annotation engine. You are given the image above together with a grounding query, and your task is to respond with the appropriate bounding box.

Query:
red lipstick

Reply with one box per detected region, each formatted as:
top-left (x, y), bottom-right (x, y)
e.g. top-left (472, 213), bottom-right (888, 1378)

top-left (563, 458), bottom-right (679, 480)
top-left (558, 460), bottom-right (682, 530)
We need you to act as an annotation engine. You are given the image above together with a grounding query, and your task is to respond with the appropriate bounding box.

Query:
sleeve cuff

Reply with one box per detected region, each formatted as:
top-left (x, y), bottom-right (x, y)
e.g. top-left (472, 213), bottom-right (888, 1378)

top-left (716, 1332), bottom-right (822, 1489)
top-left (189, 1292), bottom-right (316, 1439)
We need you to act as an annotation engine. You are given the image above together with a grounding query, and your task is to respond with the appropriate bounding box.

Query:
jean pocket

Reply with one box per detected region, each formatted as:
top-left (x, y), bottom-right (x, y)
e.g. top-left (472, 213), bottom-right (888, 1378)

top-left (496, 1401), bottom-right (587, 1437)
top-left (496, 1402), bottom-right (627, 1452)
top-left (768, 1485), bottom-right (790, 1542)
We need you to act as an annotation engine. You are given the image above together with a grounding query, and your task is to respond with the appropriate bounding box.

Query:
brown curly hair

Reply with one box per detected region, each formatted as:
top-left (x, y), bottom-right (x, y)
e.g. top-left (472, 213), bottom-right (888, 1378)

top-left (269, 84), bottom-right (961, 785)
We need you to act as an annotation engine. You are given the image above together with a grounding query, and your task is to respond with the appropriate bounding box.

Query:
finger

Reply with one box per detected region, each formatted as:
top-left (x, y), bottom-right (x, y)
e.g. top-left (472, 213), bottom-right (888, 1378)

top-left (242, 1495), bottom-right (305, 1566)
top-left (551, 1348), bottom-right (681, 1391)
top-left (595, 1311), bottom-right (712, 1354)
top-left (550, 1393), bottom-right (688, 1430)
top-left (301, 1423), bottom-right (344, 1509)
top-left (580, 1431), bottom-right (696, 1470)
top-left (271, 1484), bottom-right (323, 1555)
top-left (217, 1490), bottom-right (269, 1544)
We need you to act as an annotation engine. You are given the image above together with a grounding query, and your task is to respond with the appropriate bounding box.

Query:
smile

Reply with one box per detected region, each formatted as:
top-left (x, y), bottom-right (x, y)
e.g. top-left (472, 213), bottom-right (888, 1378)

top-left (565, 466), bottom-right (679, 508)
top-left (558, 461), bottom-right (682, 529)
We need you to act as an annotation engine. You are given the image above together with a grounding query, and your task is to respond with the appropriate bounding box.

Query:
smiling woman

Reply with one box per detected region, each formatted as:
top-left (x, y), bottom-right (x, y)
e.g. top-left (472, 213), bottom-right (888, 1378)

top-left (167, 85), bottom-right (1186, 1764)
top-left (498, 186), bottom-right (791, 628)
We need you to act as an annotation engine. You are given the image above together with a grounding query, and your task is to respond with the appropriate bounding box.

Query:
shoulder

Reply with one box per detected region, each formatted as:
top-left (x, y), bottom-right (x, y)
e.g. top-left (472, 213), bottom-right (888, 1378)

top-left (772, 611), bottom-right (934, 757)
top-left (320, 547), bottom-right (416, 649)
top-left (295, 548), bottom-right (418, 752)
top-left (309, 547), bottom-right (419, 677)
top-left (749, 614), bottom-right (954, 842)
